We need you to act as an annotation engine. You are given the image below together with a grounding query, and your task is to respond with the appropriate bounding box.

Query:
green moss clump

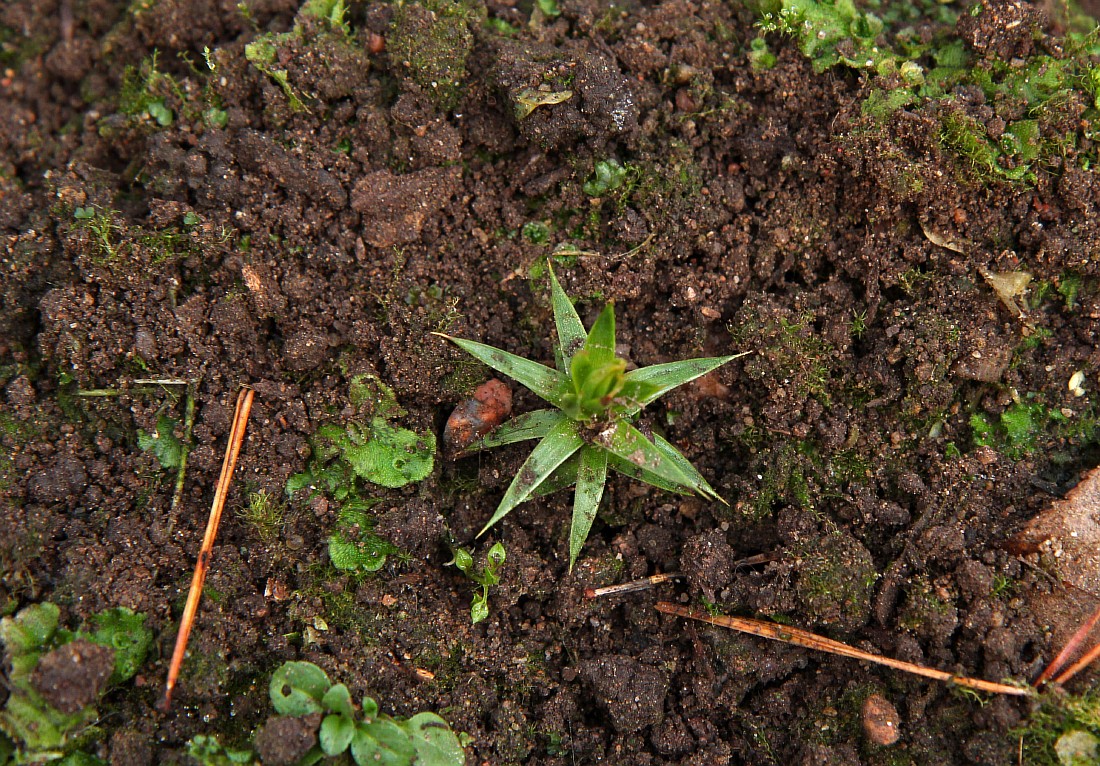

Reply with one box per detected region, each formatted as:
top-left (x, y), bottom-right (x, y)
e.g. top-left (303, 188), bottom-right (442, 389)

top-left (389, 0), bottom-right (476, 111)
top-left (328, 503), bottom-right (398, 572)
top-left (1016, 690), bottom-right (1100, 765)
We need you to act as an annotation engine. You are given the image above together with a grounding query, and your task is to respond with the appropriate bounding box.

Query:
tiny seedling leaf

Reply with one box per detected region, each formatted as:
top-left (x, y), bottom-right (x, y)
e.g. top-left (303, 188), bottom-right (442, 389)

top-left (137, 414), bottom-right (185, 470)
top-left (361, 697), bottom-right (379, 720)
top-left (450, 548), bottom-right (475, 577)
top-left (321, 683), bottom-right (355, 717)
top-left (320, 713), bottom-right (356, 756)
top-left (435, 334), bottom-right (565, 406)
top-left (470, 594), bottom-right (489, 624)
top-left (403, 712), bottom-right (466, 766)
top-left (351, 719), bottom-right (415, 766)
top-left (486, 541), bottom-right (506, 574)
top-left (569, 446), bottom-right (607, 570)
top-left (270, 661), bottom-right (330, 716)
top-left (480, 418), bottom-right (584, 534)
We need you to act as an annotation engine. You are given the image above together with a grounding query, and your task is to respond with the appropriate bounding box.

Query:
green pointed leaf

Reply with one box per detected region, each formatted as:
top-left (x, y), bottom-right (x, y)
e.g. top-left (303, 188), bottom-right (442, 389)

top-left (607, 453), bottom-right (689, 494)
top-left (652, 433), bottom-right (724, 503)
top-left (529, 452), bottom-right (580, 499)
top-left (548, 266), bottom-right (585, 370)
top-left (479, 419), bottom-right (584, 534)
top-left (621, 353), bottom-right (748, 415)
top-left (320, 713), bottom-right (356, 756)
top-left (403, 712), bottom-right (466, 766)
top-left (362, 697), bottom-right (379, 719)
top-left (449, 547), bottom-right (475, 577)
top-left (561, 350), bottom-right (626, 421)
top-left (435, 334), bottom-right (565, 406)
top-left (582, 302), bottom-right (616, 365)
top-left (569, 446), bottom-right (607, 570)
top-left (270, 661), bottom-right (330, 716)
top-left (470, 594), bottom-right (489, 624)
top-left (595, 421), bottom-right (695, 491)
top-left (486, 541), bottom-right (506, 573)
top-left (462, 409), bottom-right (567, 453)
top-left (352, 719), bottom-right (416, 766)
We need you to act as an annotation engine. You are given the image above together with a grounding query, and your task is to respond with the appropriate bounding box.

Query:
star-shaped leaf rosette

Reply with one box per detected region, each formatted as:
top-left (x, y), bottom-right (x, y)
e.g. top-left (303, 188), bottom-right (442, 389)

top-left (435, 268), bottom-right (746, 569)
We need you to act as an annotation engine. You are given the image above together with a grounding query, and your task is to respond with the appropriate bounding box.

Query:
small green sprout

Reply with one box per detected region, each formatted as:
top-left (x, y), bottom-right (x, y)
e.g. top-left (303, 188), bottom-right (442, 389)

top-left (138, 414), bottom-right (185, 470)
top-left (267, 661), bottom-right (464, 766)
top-left (449, 542), bottom-right (506, 624)
top-left (582, 159), bottom-right (629, 197)
top-left (436, 267), bottom-right (745, 568)
top-left (186, 735), bottom-right (253, 765)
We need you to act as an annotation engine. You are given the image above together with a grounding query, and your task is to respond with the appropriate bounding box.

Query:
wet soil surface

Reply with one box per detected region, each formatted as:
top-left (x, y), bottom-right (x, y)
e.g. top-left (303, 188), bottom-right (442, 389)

top-left (1, 0), bottom-right (1100, 763)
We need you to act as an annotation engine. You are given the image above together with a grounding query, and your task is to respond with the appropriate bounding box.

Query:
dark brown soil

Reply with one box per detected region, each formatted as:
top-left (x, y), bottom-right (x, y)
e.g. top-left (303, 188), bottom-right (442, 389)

top-left (1, 0), bottom-right (1099, 763)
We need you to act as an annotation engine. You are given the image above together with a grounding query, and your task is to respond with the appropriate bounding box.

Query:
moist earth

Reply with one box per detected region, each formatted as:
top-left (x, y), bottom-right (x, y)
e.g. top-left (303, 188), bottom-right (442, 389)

top-left (1, 0), bottom-right (1100, 764)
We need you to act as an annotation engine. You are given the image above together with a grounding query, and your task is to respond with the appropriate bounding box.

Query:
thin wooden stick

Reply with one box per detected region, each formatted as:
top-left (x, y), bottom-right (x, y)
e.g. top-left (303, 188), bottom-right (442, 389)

top-left (161, 387), bottom-right (254, 711)
top-left (584, 573), bottom-right (683, 599)
top-left (1037, 601), bottom-right (1100, 686)
top-left (655, 602), bottom-right (1031, 697)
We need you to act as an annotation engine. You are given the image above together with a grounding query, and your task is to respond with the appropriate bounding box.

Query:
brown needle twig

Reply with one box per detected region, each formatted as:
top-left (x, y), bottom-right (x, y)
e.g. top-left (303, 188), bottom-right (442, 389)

top-left (655, 602), bottom-right (1032, 697)
top-left (161, 387), bottom-right (254, 711)
top-left (1036, 601), bottom-right (1100, 686)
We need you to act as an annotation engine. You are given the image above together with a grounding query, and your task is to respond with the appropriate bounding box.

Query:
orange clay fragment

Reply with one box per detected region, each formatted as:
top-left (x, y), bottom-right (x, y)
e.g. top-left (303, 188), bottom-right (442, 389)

top-left (443, 378), bottom-right (512, 457)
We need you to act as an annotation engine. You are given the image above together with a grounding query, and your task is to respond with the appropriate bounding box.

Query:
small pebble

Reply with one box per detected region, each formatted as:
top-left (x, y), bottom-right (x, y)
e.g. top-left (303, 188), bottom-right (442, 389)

top-left (862, 693), bottom-right (901, 746)
top-left (443, 379), bottom-right (512, 457)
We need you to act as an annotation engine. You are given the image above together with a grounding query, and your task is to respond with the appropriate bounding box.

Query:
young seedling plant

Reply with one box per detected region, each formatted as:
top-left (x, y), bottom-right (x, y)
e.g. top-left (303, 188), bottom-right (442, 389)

top-left (269, 661), bottom-right (464, 766)
top-left (449, 542), bottom-right (506, 624)
top-left (435, 266), bottom-right (746, 569)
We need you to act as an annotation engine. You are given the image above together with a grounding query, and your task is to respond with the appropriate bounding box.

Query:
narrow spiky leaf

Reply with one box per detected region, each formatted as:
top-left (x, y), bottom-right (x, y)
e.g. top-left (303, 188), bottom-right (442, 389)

top-left (530, 452), bottom-right (580, 499)
top-left (569, 446), bottom-right (607, 571)
top-left (622, 353), bottom-right (748, 415)
top-left (434, 333), bottom-right (565, 406)
top-left (462, 409), bottom-right (567, 454)
top-left (548, 266), bottom-right (585, 370)
top-left (595, 421), bottom-right (695, 491)
top-left (479, 419), bottom-right (584, 535)
top-left (607, 454), bottom-right (691, 495)
top-left (652, 433), bottom-right (724, 503)
top-left (583, 302), bottom-right (617, 366)
top-left (606, 434), bottom-right (723, 502)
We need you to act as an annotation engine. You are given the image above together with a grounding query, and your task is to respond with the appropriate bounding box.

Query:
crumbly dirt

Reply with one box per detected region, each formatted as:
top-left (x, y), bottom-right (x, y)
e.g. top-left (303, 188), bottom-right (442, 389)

top-left (1, 0), bottom-right (1099, 763)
